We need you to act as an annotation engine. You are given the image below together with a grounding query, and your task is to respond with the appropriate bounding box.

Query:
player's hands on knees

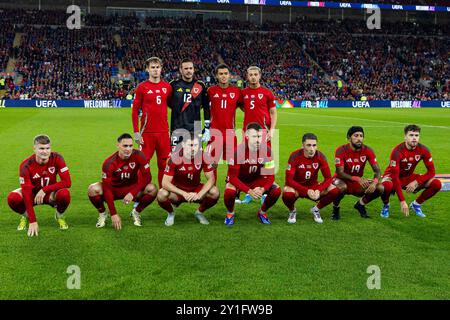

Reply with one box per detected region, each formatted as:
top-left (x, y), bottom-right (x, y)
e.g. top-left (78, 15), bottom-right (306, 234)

top-left (405, 180), bottom-right (418, 193)
top-left (184, 192), bottom-right (197, 203)
top-left (28, 222), bottom-right (39, 237)
top-left (34, 190), bottom-right (46, 205)
top-left (249, 188), bottom-right (264, 199)
top-left (365, 182), bottom-right (377, 194)
top-left (400, 201), bottom-right (409, 216)
top-left (307, 189), bottom-right (320, 201)
top-left (111, 214), bottom-right (122, 230)
top-left (123, 193), bottom-right (134, 205)
top-left (359, 177), bottom-right (370, 189)
top-left (192, 193), bottom-right (201, 202)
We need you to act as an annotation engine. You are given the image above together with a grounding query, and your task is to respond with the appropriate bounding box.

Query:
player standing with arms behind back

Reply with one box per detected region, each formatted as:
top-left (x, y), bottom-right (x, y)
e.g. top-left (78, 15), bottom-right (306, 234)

top-left (206, 64), bottom-right (242, 181)
top-left (132, 57), bottom-right (172, 187)
top-left (379, 124), bottom-right (441, 218)
top-left (7, 135), bottom-right (71, 237)
top-left (169, 59), bottom-right (210, 149)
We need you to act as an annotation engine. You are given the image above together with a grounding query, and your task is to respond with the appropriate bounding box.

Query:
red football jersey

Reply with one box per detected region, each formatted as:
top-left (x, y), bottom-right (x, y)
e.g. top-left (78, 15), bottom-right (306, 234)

top-left (20, 152), bottom-right (71, 194)
top-left (334, 144), bottom-right (378, 178)
top-left (226, 143), bottom-right (275, 192)
top-left (102, 149), bottom-right (150, 191)
top-left (240, 86), bottom-right (276, 130)
top-left (132, 80), bottom-right (172, 133)
top-left (285, 149), bottom-right (332, 192)
top-left (207, 85), bottom-right (241, 131)
top-left (19, 152), bottom-right (71, 223)
top-left (384, 142), bottom-right (435, 202)
top-left (164, 154), bottom-right (214, 191)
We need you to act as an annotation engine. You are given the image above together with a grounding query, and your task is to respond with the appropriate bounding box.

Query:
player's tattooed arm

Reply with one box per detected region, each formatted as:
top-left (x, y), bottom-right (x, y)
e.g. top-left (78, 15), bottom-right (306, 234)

top-left (366, 163), bottom-right (381, 193)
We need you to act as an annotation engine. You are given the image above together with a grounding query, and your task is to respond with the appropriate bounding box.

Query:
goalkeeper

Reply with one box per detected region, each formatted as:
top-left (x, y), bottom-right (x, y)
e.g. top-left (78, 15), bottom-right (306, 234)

top-left (168, 59), bottom-right (211, 151)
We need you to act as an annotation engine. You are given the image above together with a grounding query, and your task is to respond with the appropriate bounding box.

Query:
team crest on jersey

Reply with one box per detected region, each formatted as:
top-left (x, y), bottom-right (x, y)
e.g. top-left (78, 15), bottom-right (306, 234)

top-left (195, 164), bottom-right (202, 170)
top-left (258, 158), bottom-right (264, 164)
top-left (258, 94), bottom-right (263, 99)
top-left (162, 88), bottom-right (167, 94)
top-left (313, 163), bottom-right (319, 169)
top-left (415, 155), bottom-right (421, 161)
top-left (360, 156), bottom-right (366, 162)
top-left (230, 93), bottom-right (235, 99)
top-left (48, 167), bottom-right (55, 174)
top-left (129, 162), bottom-right (135, 169)
top-left (193, 88), bottom-right (199, 94)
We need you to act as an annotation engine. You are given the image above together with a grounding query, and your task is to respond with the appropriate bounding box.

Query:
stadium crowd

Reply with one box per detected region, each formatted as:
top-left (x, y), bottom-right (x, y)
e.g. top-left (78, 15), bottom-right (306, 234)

top-left (0, 9), bottom-right (448, 100)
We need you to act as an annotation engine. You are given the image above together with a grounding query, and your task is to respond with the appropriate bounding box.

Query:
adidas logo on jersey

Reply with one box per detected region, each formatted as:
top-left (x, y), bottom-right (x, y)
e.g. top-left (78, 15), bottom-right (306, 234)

top-left (147, 90), bottom-right (154, 94)
top-left (346, 158), bottom-right (353, 163)
top-left (179, 166), bottom-right (186, 171)
top-left (214, 94), bottom-right (219, 98)
top-left (33, 173), bottom-right (41, 179)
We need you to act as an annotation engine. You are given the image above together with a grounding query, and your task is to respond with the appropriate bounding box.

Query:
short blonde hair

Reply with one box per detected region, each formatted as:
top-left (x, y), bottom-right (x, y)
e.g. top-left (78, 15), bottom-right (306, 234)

top-left (247, 66), bottom-right (262, 75)
top-left (146, 56), bottom-right (162, 68)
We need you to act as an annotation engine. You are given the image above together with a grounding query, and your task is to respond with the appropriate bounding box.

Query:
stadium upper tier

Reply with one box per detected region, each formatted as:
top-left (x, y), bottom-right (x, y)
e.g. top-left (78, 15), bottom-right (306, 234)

top-left (0, 9), bottom-right (448, 101)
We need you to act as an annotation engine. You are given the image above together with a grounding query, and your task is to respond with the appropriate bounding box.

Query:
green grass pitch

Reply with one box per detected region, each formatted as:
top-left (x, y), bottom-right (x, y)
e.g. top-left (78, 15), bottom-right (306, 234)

top-left (0, 108), bottom-right (449, 299)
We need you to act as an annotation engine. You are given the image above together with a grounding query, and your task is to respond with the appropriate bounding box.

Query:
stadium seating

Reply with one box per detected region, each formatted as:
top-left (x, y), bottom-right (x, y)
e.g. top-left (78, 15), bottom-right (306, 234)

top-left (0, 9), bottom-right (447, 100)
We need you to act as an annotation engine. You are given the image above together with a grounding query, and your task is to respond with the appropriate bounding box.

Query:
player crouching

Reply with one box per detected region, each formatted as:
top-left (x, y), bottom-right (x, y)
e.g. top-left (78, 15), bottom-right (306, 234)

top-left (223, 123), bottom-right (281, 225)
top-left (157, 132), bottom-right (219, 226)
top-left (282, 133), bottom-right (340, 224)
top-left (7, 135), bottom-right (71, 237)
top-left (88, 133), bottom-right (157, 230)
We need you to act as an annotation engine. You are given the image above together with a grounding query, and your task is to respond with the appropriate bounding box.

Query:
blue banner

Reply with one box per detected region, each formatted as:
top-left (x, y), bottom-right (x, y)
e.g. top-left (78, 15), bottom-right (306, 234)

top-left (175, 1), bottom-right (449, 12)
top-left (0, 100), bottom-right (132, 108)
top-left (1, 100), bottom-right (449, 109)
top-left (276, 100), bottom-right (450, 108)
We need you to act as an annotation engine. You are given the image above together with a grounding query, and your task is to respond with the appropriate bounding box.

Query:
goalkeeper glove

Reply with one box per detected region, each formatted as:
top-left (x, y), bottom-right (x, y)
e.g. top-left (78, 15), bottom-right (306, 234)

top-left (202, 120), bottom-right (211, 143)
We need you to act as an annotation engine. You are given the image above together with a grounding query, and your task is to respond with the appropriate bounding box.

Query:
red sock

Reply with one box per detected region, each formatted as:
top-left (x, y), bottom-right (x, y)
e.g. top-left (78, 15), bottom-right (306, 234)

top-left (158, 198), bottom-right (174, 213)
top-left (261, 186), bottom-right (281, 212)
top-left (317, 187), bottom-right (340, 209)
top-left (136, 193), bottom-right (157, 213)
top-left (282, 191), bottom-right (296, 211)
top-left (157, 158), bottom-right (167, 188)
top-left (89, 194), bottom-right (105, 213)
top-left (416, 179), bottom-right (442, 204)
top-left (381, 180), bottom-right (393, 205)
top-left (198, 195), bottom-right (219, 213)
top-left (55, 189), bottom-right (71, 214)
top-left (7, 192), bottom-right (26, 214)
top-left (224, 188), bottom-right (237, 213)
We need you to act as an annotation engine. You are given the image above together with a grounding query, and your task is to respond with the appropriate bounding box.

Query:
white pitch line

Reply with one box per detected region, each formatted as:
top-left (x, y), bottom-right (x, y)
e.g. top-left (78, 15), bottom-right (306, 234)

top-left (279, 112), bottom-right (450, 130)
